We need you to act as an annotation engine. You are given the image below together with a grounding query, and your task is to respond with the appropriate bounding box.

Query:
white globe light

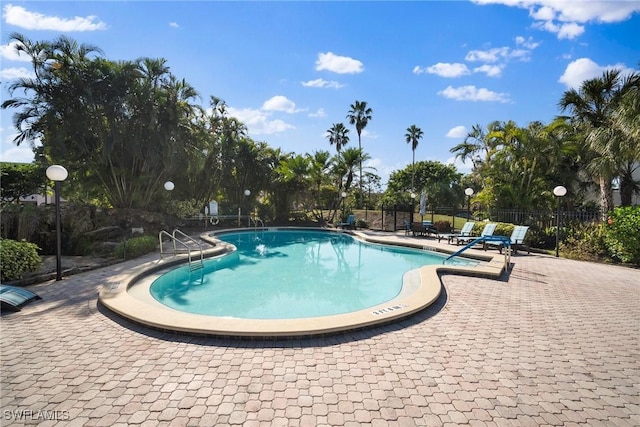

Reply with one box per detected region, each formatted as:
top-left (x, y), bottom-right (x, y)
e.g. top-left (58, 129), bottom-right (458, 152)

top-left (464, 187), bottom-right (474, 196)
top-left (164, 181), bottom-right (175, 191)
top-left (553, 185), bottom-right (567, 197)
top-left (341, 192), bottom-right (347, 198)
top-left (46, 165), bottom-right (68, 182)
top-left (244, 189), bottom-right (251, 196)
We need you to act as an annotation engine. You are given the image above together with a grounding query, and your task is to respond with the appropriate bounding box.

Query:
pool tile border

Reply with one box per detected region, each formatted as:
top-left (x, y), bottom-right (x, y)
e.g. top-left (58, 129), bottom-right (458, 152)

top-left (98, 228), bottom-right (510, 338)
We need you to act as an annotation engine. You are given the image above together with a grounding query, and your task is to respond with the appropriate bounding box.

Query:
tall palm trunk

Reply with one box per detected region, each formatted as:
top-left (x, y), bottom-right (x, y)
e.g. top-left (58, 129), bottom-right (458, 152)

top-left (599, 177), bottom-right (613, 221)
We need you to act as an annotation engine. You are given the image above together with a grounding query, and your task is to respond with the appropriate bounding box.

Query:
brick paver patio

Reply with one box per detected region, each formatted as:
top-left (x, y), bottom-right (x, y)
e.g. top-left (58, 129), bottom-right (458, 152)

top-left (1, 235), bottom-right (639, 426)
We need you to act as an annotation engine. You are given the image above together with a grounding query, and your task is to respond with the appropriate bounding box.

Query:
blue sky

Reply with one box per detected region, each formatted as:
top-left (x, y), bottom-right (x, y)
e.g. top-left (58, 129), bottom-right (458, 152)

top-left (1, 1), bottom-right (639, 185)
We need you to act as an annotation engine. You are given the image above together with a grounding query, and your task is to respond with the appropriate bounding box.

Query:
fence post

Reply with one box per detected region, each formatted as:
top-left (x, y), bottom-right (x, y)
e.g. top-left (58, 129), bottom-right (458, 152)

top-left (393, 205), bottom-right (397, 232)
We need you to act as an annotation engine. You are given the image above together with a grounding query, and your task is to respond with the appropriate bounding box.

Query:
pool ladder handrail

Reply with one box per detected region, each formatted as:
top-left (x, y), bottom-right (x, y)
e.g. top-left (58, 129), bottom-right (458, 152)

top-left (158, 229), bottom-right (204, 271)
top-left (249, 216), bottom-right (264, 229)
top-left (443, 235), bottom-right (512, 269)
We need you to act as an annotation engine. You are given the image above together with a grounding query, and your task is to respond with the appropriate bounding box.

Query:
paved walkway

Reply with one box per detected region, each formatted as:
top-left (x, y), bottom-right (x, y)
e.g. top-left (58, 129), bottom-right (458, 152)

top-left (1, 234), bottom-right (639, 426)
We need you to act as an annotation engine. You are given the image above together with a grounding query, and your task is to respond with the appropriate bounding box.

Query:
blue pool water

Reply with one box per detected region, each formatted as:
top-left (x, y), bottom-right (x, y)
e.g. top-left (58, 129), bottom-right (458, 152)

top-left (149, 229), bottom-right (476, 319)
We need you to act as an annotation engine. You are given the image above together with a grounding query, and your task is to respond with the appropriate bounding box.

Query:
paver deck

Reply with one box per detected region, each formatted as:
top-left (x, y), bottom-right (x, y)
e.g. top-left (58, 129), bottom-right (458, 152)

top-left (1, 231), bottom-right (639, 426)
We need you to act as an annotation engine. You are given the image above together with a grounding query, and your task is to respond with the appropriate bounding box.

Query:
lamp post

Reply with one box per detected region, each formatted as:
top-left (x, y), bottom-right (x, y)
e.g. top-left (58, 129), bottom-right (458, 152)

top-left (553, 185), bottom-right (567, 258)
top-left (46, 165), bottom-right (68, 281)
top-left (410, 192), bottom-right (416, 224)
top-left (161, 181), bottom-right (175, 232)
top-left (464, 187), bottom-right (474, 221)
top-left (341, 192), bottom-right (347, 221)
top-left (244, 189), bottom-right (251, 226)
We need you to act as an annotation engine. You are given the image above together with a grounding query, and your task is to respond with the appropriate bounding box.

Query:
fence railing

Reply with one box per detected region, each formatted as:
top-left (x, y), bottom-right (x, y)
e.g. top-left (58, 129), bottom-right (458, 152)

top-left (372, 205), bottom-right (600, 232)
top-left (486, 209), bottom-right (600, 229)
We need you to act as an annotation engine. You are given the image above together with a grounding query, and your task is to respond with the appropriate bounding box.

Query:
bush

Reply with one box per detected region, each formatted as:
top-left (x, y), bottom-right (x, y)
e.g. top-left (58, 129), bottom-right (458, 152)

top-left (433, 221), bottom-right (451, 232)
top-left (470, 221), bottom-right (513, 237)
top-left (0, 239), bottom-right (42, 282)
top-left (560, 221), bottom-right (608, 262)
top-left (604, 206), bottom-right (640, 265)
top-left (115, 235), bottom-right (158, 260)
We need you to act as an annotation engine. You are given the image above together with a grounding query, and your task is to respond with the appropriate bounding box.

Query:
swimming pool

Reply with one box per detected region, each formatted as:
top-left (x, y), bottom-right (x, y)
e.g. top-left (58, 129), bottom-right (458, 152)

top-left (101, 228), bottom-right (503, 337)
top-left (149, 229), bottom-right (476, 319)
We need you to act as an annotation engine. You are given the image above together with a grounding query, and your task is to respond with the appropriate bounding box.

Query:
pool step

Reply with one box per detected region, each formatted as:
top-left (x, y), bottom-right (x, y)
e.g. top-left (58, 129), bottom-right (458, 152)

top-left (189, 259), bottom-right (204, 271)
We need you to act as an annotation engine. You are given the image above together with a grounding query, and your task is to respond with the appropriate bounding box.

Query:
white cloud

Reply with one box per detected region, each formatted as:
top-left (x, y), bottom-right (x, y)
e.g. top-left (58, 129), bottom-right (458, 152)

top-left (473, 64), bottom-right (503, 77)
top-left (446, 126), bottom-right (468, 138)
top-left (365, 158), bottom-right (405, 187)
top-left (447, 156), bottom-right (473, 173)
top-left (228, 107), bottom-right (295, 135)
top-left (417, 62), bottom-right (470, 78)
top-left (0, 144), bottom-right (36, 163)
top-left (0, 66), bottom-right (33, 80)
top-left (438, 85), bottom-right (510, 103)
top-left (262, 95), bottom-right (303, 113)
top-left (301, 78), bottom-right (344, 89)
top-left (315, 52), bottom-right (364, 74)
top-left (418, 37), bottom-right (537, 81)
top-left (0, 131), bottom-right (38, 163)
top-left (0, 41), bottom-right (31, 62)
top-left (466, 44), bottom-right (534, 63)
top-left (472, 0), bottom-right (640, 39)
top-left (534, 20), bottom-right (584, 39)
top-left (308, 108), bottom-right (326, 118)
top-left (515, 35), bottom-right (540, 50)
top-left (169, 22), bottom-right (179, 28)
top-left (558, 58), bottom-right (632, 89)
top-left (3, 4), bottom-right (107, 31)
top-left (465, 47), bottom-right (510, 63)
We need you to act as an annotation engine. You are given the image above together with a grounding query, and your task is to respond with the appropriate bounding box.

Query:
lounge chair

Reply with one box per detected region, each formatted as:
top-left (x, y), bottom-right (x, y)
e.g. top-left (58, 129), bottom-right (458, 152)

top-left (454, 222), bottom-right (497, 246)
top-left (0, 285), bottom-right (41, 312)
top-left (411, 221), bottom-right (438, 237)
top-left (437, 221), bottom-right (475, 244)
top-left (487, 225), bottom-right (530, 254)
top-left (338, 214), bottom-right (356, 230)
top-left (402, 219), bottom-right (411, 236)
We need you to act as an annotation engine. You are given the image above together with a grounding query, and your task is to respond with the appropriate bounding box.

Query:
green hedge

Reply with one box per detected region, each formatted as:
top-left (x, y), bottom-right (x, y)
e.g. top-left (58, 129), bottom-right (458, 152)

top-left (604, 206), bottom-right (640, 264)
top-left (0, 239), bottom-right (42, 282)
top-left (115, 235), bottom-right (158, 260)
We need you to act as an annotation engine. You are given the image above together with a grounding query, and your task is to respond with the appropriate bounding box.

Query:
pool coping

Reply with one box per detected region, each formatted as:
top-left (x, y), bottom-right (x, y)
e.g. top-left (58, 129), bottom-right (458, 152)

top-left (98, 227), bottom-right (510, 338)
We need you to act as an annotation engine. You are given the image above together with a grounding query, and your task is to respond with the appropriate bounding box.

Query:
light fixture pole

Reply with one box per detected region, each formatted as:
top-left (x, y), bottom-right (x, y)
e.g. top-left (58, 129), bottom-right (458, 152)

top-left (464, 187), bottom-right (474, 221)
top-left (162, 181), bottom-right (175, 232)
top-left (410, 192), bottom-right (416, 224)
top-left (341, 192), bottom-right (347, 221)
top-left (553, 185), bottom-right (567, 258)
top-left (46, 165), bottom-right (68, 281)
top-left (244, 189), bottom-right (251, 226)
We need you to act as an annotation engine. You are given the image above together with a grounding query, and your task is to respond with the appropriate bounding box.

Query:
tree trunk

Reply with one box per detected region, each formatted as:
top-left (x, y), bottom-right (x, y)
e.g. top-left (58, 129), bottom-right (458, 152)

top-left (599, 177), bottom-right (613, 221)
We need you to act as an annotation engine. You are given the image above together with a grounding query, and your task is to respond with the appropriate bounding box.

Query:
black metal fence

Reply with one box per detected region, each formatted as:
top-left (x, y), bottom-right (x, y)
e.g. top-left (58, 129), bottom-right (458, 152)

top-left (374, 205), bottom-right (600, 232)
top-left (485, 209), bottom-right (600, 230)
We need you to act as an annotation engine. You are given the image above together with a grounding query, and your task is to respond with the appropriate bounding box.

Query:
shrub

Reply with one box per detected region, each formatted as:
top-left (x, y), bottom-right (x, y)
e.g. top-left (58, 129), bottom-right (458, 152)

top-left (604, 206), bottom-right (640, 265)
top-left (433, 221), bottom-right (451, 232)
top-left (167, 199), bottom-right (203, 219)
top-left (560, 221), bottom-right (608, 262)
top-left (526, 225), bottom-right (556, 249)
top-left (0, 239), bottom-right (42, 282)
top-left (115, 235), bottom-right (158, 260)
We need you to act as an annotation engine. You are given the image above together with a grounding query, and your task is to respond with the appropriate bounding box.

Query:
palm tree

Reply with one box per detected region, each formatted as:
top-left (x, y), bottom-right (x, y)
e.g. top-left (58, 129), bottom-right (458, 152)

top-left (405, 125), bottom-right (423, 192)
top-left (307, 150), bottom-right (333, 221)
top-left (326, 123), bottom-right (350, 153)
top-left (347, 100), bottom-right (373, 207)
top-left (558, 69), bottom-right (640, 217)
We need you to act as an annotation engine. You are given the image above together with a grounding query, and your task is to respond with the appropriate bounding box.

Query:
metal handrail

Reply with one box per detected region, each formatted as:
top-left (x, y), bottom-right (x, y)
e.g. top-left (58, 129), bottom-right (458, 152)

top-left (443, 235), bottom-right (512, 268)
top-left (158, 230), bottom-right (203, 271)
top-left (173, 229), bottom-right (204, 270)
top-left (249, 216), bottom-right (264, 229)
